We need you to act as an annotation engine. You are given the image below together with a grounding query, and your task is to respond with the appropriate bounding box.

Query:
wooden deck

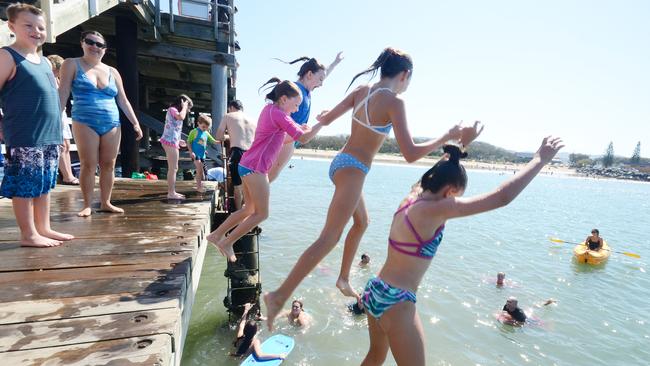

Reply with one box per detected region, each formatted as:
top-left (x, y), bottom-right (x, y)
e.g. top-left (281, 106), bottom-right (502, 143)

top-left (0, 179), bottom-right (219, 365)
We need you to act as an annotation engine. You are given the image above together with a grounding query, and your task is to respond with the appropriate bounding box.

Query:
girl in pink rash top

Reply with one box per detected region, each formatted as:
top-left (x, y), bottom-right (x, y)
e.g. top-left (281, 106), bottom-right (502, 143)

top-left (207, 78), bottom-right (323, 262)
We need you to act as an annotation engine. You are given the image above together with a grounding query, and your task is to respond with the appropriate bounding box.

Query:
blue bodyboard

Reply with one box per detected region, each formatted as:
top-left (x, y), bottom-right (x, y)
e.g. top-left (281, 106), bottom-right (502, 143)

top-left (240, 334), bottom-right (295, 366)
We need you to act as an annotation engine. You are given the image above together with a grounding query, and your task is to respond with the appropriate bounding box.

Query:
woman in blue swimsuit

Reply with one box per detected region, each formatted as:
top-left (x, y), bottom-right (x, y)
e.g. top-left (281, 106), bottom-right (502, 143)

top-left (361, 139), bottom-right (563, 365)
top-left (264, 47), bottom-right (483, 330)
top-left (58, 30), bottom-right (142, 217)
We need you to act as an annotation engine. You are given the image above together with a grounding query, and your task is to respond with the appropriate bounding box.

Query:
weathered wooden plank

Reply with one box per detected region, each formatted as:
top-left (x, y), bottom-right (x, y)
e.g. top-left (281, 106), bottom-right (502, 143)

top-left (0, 334), bottom-right (173, 366)
top-left (0, 260), bottom-right (190, 284)
top-left (0, 308), bottom-right (180, 352)
top-left (0, 274), bottom-right (186, 303)
top-left (0, 251), bottom-right (194, 273)
top-left (0, 290), bottom-right (182, 325)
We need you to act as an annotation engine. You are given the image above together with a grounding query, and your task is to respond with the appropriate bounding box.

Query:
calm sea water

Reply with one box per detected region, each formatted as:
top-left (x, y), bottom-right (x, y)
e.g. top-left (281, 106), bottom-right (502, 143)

top-left (182, 158), bottom-right (649, 366)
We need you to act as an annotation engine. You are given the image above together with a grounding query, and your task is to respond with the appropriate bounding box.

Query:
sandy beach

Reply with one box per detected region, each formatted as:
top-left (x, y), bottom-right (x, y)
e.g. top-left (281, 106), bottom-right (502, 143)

top-left (294, 148), bottom-right (578, 176)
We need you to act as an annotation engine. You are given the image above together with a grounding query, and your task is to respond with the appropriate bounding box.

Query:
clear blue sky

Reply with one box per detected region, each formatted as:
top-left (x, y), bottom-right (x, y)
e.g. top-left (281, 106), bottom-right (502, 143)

top-left (232, 0), bottom-right (649, 157)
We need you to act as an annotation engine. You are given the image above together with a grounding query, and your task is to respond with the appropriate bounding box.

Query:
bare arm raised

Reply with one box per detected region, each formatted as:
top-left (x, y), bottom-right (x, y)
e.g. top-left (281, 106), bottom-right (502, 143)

top-left (433, 137), bottom-right (564, 219)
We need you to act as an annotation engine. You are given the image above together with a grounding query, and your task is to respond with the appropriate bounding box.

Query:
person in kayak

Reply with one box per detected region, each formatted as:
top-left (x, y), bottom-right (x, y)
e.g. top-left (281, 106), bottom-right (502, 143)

top-left (585, 229), bottom-right (604, 251)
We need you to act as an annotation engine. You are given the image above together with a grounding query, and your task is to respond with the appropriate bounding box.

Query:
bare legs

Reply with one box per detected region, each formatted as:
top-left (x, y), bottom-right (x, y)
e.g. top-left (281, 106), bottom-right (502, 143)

top-left (163, 144), bottom-right (184, 199)
top-left (72, 122), bottom-right (122, 217)
top-left (13, 194), bottom-right (73, 247)
top-left (362, 302), bottom-right (425, 366)
top-left (194, 159), bottom-right (205, 192)
top-left (268, 142), bottom-right (294, 183)
top-left (264, 168), bottom-right (366, 330)
top-left (336, 195), bottom-right (369, 299)
top-left (233, 185), bottom-right (244, 210)
top-left (58, 139), bottom-right (76, 183)
top-left (207, 173), bottom-right (269, 262)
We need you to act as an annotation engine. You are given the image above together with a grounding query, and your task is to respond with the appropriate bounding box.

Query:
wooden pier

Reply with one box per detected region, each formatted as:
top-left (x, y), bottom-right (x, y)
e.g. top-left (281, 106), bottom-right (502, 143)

top-left (0, 179), bottom-right (220, 365)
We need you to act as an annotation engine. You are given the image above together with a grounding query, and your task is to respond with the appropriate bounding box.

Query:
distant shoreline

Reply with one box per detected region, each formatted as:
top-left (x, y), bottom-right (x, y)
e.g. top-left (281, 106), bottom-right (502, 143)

top-left (294, 148), bottom-right (576, 177)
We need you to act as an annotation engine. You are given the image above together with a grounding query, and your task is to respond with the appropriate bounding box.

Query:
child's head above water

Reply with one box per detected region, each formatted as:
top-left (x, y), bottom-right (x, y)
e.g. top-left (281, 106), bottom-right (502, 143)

top-left (419, 145), bottom-right (468, 197)
top-left (497, 272), bottom-right (506, 286)
top-left (347, 47), bottom-right (414, 93)
top-left (259, 78), bottom-right (303, 114)
top-left (360, 253), bottom-right (370, 265)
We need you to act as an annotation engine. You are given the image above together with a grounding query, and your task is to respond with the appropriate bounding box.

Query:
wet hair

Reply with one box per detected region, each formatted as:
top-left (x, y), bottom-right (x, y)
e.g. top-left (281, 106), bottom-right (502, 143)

top-left (259, 77), bottom-right (301, 103)
top-left (275, 57), bottom-right (326, 78)
top-left (196, 114), bottom-right (212, 126)
top-left (80, 30), bottom-right (105, 43)
top-left (228, 99), bottom-right (244, 111)
top-left (497, 272), bottom-right (505, 279)
top-left (361, 253), bottom-right (369, 261)
top-left (419, 145), bottom-right (468, 194)
top-left (234, 320), bottom-right (258, 356)
top-left (347, 47), bottom-right (413, 91)
top-left (46, 54), bottom-right (64, 71)
top-left (292, 300), bottom-right (303, 309)
top-left (171, 94), bottom-right (193, 111)
top-left (7, 3), bottom-right (43, 22)
top-left (591, 229), bottom-right (599, 235)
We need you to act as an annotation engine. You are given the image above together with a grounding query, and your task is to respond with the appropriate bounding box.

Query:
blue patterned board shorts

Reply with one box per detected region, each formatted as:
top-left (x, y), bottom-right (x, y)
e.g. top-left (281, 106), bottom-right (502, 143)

top-left (0, 145), bottom-right (60, 198)
top-left (362, 277), bottom-right (417, 319)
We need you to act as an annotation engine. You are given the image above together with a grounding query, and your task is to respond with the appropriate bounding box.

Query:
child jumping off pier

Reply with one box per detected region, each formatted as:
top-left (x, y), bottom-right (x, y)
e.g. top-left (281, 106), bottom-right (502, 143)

top-left (359, 138), bottom-right (563, 365)
top-left (207, 79), bottom-right (323, 261)
top-left (263, 47), bottom-right (483, 329)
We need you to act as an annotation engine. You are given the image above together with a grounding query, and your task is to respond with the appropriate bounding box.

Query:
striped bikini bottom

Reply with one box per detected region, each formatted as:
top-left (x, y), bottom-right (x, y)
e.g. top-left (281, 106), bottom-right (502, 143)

top-left (362, 277), bottom-right (416, 319)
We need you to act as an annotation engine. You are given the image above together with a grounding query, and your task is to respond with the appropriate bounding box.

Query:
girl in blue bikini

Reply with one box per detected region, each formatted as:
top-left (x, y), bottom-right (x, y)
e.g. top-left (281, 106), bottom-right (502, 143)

top-left (264, 47), bottom-right (483, 330)
top-left (360, 138), bottom-right (563, 365)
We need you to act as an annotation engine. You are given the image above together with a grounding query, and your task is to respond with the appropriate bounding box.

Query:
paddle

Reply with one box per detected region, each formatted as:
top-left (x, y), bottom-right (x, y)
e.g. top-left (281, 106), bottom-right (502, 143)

top-left (549, 238), bottom-right (641, 259)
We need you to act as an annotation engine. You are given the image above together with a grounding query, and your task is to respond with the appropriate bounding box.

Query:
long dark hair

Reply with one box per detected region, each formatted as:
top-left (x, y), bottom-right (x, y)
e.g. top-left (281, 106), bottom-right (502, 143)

top-left (347, 47), bottom-right (413, 91)
top-left (274, 57), bottom-right (326, 78)
top-left (419, 145), bottom-right (468, 194)
top-left (259, 77), bottom-right (301, 102)
top-left (234, 320), bottom-right (258, 356)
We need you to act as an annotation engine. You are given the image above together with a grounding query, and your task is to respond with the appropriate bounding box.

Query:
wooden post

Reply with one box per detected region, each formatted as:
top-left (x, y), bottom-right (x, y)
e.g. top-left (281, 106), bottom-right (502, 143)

top-left (210, 63), bottom-right (227, 136)
top-left (116, 16), bottom-right (139, 178)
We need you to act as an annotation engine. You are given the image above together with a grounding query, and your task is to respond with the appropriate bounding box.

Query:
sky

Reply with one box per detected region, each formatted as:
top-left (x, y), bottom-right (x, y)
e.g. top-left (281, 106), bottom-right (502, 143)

top-left (231, 0), bottom-right (649, 157)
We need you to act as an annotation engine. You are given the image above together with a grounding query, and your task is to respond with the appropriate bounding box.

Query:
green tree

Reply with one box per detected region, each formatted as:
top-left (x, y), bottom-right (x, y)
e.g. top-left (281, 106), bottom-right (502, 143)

top-left (630, 141), bottom-right (641, 165)
top-left (602, 142), bottom-right (614, 167)
top-left (569, 153), bottom-right (591, 167)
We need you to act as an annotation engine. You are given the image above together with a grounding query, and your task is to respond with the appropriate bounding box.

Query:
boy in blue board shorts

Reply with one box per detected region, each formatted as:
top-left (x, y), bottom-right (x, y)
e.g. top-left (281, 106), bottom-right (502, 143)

top-left (187, 114), bottom-right (218, 192)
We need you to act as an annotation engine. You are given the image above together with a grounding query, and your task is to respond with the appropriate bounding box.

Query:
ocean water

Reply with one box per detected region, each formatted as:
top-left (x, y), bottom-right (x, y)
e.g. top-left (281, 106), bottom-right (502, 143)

top-left (182, 158), bottom-right (649, 366)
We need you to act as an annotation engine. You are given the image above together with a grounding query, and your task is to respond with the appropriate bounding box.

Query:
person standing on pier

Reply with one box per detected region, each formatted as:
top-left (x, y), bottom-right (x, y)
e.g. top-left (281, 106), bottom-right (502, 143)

top-left (0, 3), bottom-right (74, 247)
top-left (160, 94), bottom-right (193, 200)
top-left (215, 99), bottom-right (255, 210)
top-left (263, 47), bottom-right (483, 330)
top-left (207, 79), bottom-right (323, 261)
top-left (268, 52), bottom-right (344, 182)
top-left (58, 30), bottom-right (143, 216)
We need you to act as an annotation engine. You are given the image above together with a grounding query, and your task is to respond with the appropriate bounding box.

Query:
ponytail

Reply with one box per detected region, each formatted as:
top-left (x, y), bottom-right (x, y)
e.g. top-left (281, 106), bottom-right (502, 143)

top-left (274, 56), bottom-right (326, 78)
top-left (419, 145), bottom-right (468, 194)
top-left (259, 78), bottom-right (301, 102)
top-left (347, 47), bottom-right (413, 91)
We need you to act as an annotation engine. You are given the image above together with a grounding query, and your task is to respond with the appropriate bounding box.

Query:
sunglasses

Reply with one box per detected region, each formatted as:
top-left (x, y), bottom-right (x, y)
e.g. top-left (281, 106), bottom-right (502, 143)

top-left (83, 38), bottom-right (106, 49)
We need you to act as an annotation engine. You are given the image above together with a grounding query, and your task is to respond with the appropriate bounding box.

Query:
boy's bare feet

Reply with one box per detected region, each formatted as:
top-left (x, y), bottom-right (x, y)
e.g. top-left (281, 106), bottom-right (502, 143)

top-left (40, 229), bottom-right (74, 241)
top-left (336, 277), bottom-right (360, 299)
top-left (21, 234), bottom-right (62, 248)
top-left (98, 202), bottom-right (124, 213)
top-left (77, 207), bottom-right (92, 217)
top-left (263, 292), bottom-right (285, 332)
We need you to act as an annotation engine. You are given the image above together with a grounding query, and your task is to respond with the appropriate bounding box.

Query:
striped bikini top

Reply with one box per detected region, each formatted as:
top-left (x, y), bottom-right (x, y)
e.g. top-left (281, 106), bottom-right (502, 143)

top-left (389, 199), bottom-right (445, 259)
top-left (351, 87), bottom-right (393, 136)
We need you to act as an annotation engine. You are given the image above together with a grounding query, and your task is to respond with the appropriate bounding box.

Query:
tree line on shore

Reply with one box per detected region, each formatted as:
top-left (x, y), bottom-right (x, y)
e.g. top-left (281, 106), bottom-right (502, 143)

top-left (569, 141), bottom-right (648, 169)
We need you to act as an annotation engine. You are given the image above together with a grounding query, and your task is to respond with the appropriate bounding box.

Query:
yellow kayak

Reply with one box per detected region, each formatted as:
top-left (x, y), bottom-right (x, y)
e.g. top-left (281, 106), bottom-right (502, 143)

top-left (573, 240), bottom-right (610, 264)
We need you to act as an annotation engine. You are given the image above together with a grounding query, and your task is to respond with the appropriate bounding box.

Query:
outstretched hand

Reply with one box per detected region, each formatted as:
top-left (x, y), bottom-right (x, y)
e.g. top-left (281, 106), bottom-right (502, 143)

top-left (536, 136), bottom-right (564, 163)
top-left (335, 51), bottom-right (344, 63)
top-left (459, 121), bottom-right (484, 147)
top-left (316, 110), bottom-right (330, 124)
